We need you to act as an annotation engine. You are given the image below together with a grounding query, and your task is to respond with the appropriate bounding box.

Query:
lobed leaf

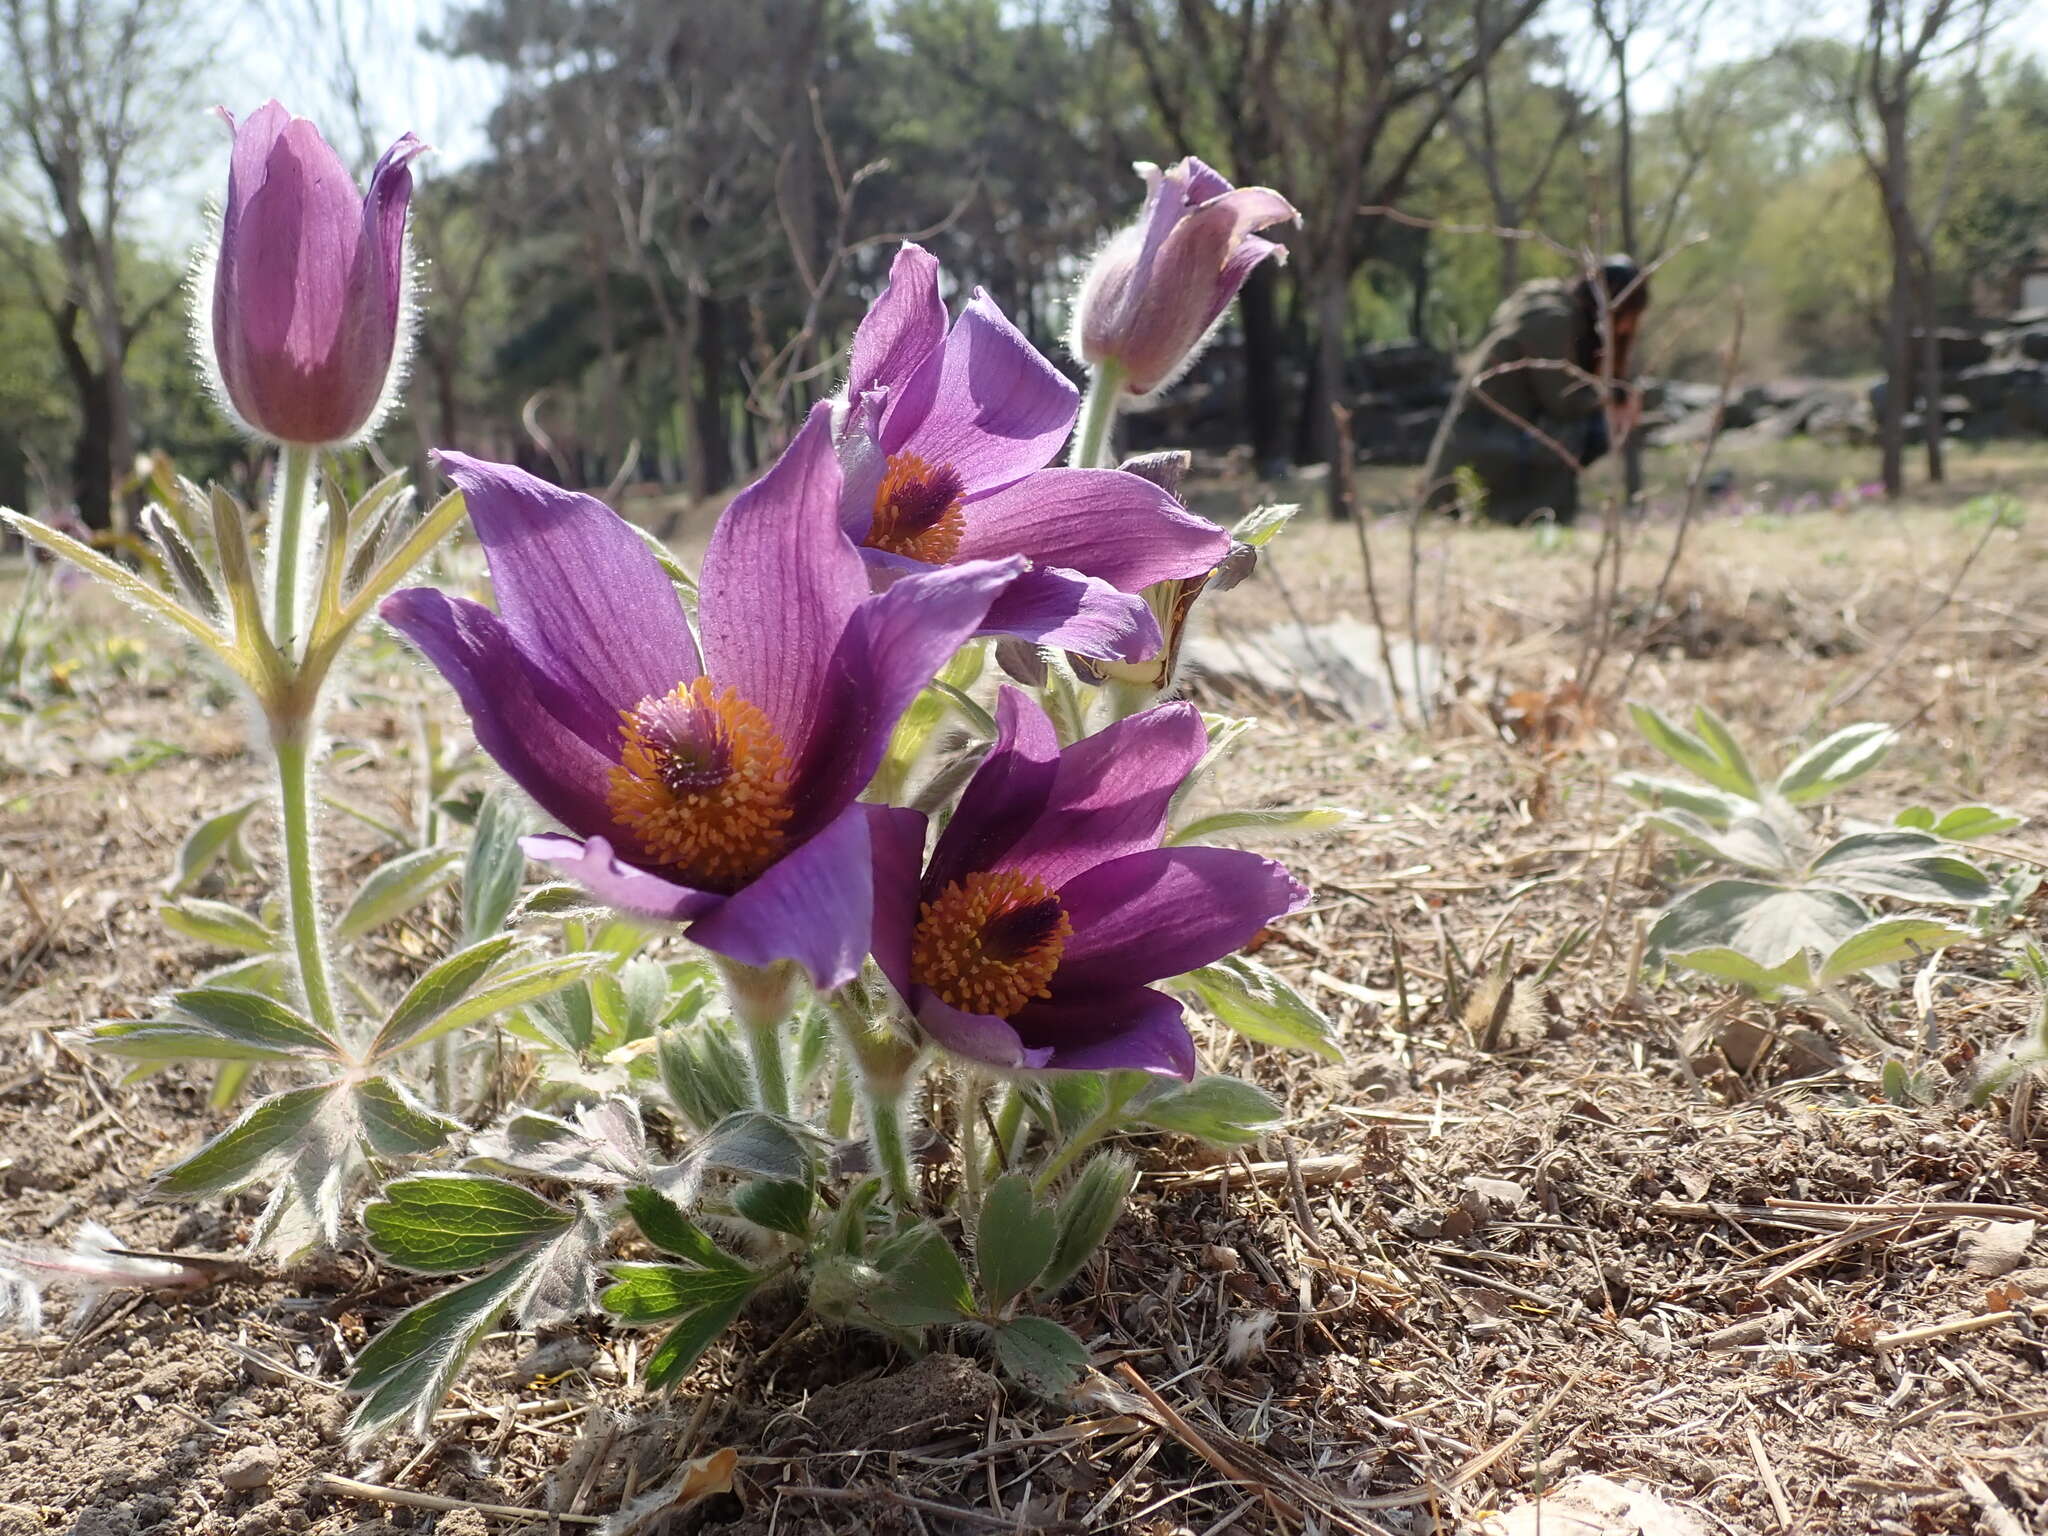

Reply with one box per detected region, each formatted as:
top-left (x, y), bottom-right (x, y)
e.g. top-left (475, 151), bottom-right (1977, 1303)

top-left (1647, 880), bottom-right (1870, 968)
top-left (1038, 1154), bottom-right (1137, 1294)
top-left (400, 952), bottom-right (612, 1053)
top-left (1816, 917), bottom-right (1979, 986)
top-left (1666, 945), bottom-right (1815, 998)
top-left (1136, 1075), bottom-right (1283, 1145)
top-left (990, 1316), bottom-right (1090, 1395)
top-left (1628, 703), bottom-right (1755, 800)
top-left (335, 846), bottom-right (462, 942)
top-left (732, 1178), bottom-right (813, 1238)
top-left (1172, 955), bottom-right (1341, 1061)
top-left (601, 1262), bottom-right (759, 1323)
top-left (362, 1173), bottom-right (575, 1274)
top-left (643, 1289), bottom-right (752, 1390)
top-left (353, 1077), bottom-right (464, 1159)
top-left (347, 1257), bottom-right (538, 1444)
top-left (1688, 705), bottom-right (1763, 799)
top-left (1775, 722), bottom-right (1894, 804)
top-left (976, 1174), bottom-right (1057, 1311)
top-left (158, 1081), bottom-right (343, 1197)
top-left (370, 932), bottom-right (525, 1059)
top-left (1808, 832), bottom-right (1994, 906)
top-left (865, 1224), bottom-right (977, 1327)
top-left (624, 1186), bottom-right (747, 1271)
top-left (156, 897), bottom-right (278, 956)
top-left (1612, 772), bottom-right (1752, 827)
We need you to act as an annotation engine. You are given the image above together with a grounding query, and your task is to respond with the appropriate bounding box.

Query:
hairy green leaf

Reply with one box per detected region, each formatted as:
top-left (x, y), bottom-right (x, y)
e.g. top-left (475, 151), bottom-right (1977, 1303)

top-left (1136, 1075), bottom-right (1282, 1145)
top-left (1775, 722), bottom-right (1894, 804)
top-left (1168, 806), bottom-right (1349, 846)
top-left (370, 933), bottom-right (524, 1059)
top-left (157, 897), bottom-right (277, 955)
top-left (732, 1178), bottom-right (813, 1238)
top-left (1647, 880), bottom-right (1869, 968)
top-left (991, 1316), bottom-right (1090, 1395)
top-left (347, 1258), bottom-right (538, 1443)
top-left (601, 1262), bottom-right (759, 1323)
top-left (1612, 772), bottom-right (1752, 827)
top-left (462, 793), bottom-right (531, 944)
top-left (335, 846), bottom-right (461, 942)
top-left (167, 799), bottom-right (262, 895)
top-left (976, 1174), bottom-right (1056, 1311)
top-left (1817, 917), bottom-right (1979, 986)
top-left (1808, 832), bottom-right (1993, 906)
top-left (157, 1081), bottom-right (342, 1196)
top-left (643, 1289), bottom-right (752, 1390)
top-left (623, 1186), bottom-right (746, 1271)
top-left (402, 953), bottom-right (611, 1052)
top-left (1628, 703), bottom-right (1753, 799)
top-left (1666, 946), bottom-right (1815, 998)
top-left (1689, 705), bottom-right (1762, 799)
top-left (353, 1077), bottom-right (464, 1158)
top-left (1039, 1154), bottom-right (1137, 1294)
top-left (363, 1173), bottom-right (575, 1274)
top-left (1173, 955), bottom-right (1341, 1061)
top-left (866, 1224), bottom-right (976, 1327)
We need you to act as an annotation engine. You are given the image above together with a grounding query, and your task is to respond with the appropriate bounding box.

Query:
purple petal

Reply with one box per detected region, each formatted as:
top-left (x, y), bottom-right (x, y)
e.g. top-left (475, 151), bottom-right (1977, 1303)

top-left (1200, 232), bottom-right (1286, 335)
top-left (792, 554), bottom-right (1024, 832)
top-left (866, 805), bottom-right (929, 1004)
top-left (683, 804), bottom-right (874, 989)
top-left (1009, 986), bottom-right (1195, 1078)
top-left (522, 833), bottom-right (721, 924)
top-left (1052, 847), bottom-right (1309, 990)
top-left (848, 244), bottom-right (945, 400)
top-left (913, 994), bottom-right (1052, 1072)
top-left (435, 451), bottom-right (699, 729)
top-left (1179, 156), bottom-right (1235, 203)
top-left (999, 702), bottom-right (1209, 890)
top-left (882, 291), bottom-right (1076, 495)
top-left (925, 686), bottom-right (1061, 894)
top-left (957, 467), bottom-right (1229, 590)
top-left (359, 132), bottom-right (426, 341)
top-left (978, 564), bottom-right (1160, 663)
top-left (697, 403), bottom-right (869, 761)
top-left (380, 588), bottom-right (619, 833)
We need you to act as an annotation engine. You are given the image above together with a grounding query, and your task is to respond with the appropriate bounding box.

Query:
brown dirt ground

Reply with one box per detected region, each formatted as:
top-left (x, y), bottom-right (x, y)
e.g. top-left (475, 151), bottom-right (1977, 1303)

top-left (3, 442), bottom-right (2047, 1535)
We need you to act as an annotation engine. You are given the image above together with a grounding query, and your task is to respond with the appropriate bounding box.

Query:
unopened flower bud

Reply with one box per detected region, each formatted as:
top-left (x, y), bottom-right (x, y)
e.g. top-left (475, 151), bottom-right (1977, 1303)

top-left (203, 102), bottom-right (425, 446)
top-left (1070, 157), bottom-right (1296, 400)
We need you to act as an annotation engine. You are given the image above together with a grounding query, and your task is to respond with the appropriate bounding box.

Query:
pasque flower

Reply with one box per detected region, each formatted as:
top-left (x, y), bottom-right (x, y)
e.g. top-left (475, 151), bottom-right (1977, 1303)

top-left (204, 102), bottom-right (425, 446)
top-left (835, 243), bottom-right (1228, 663)
top-left (1070, 158), bottom-right (1297, 400)
top-left (382, 406), bottom-right (1023, 989)
top-left (867, 688), bottom-right (1306, 1077)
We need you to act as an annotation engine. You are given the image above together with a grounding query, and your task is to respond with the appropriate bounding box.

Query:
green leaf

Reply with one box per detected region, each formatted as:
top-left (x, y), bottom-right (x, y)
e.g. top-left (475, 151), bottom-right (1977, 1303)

top-left (353, 1077), bottom-right (464, 1158)
top-left (643, 1290), bottom-right (751, 1390)
top-left (157, 1082), bottom-right (342, 1196)
top-left (657, 1110), bottom-right (817, 1207)
top-left (1775, 722), bottom-right (1894, 804)
top-left (1039, 1154), bottom-right (1137, 1294)
top-left (400, 953), bottom-right (611, 1052)
top-left (167, 799), bottom-right (262, 895)
top-left (1894, 806), bottom-right (1937, 831)
top-left (462, 793), bottom-right (531, 943)
top-left (1816, 917), bottom-right (1979, 986)
top-left (362, 1173), bottom-right (575, 1274)
top-left (1647, 880), bottom-right (1870, 968)
top-left (1232, 501), bottom-right (1298, 547)
top-left (1643, 809), bottom-right (1798, 877)
top-left (1173, 955), bottom-right (1341, 1061)
top-left (1809, 832), bottom-right (1994, 906)
top-left (991, 1316), bottom-right (1090, 1395)
top-left (1666, 945), bottom-right (1815, 997)
top-left (867, 1224), bottom-right (976, 1327)
top-left (1167, 806), bottom-right (1350, 846)
top-left (591, 956), bottom-right (670, 1045)
top-left (164, 986), bottom-right (339, 1058)
top-left (1881, 1059), bottom-right (1912, 1104)
top-left (86, 1018), bottom-right (324, 1065)
top-left (347, 1258), bottom-right (539, 1443)
top-left (1689, 705), bottom-right (1763, 799)
top-left (1931, 804), bottom-right (2023, 842)
top-left (1613, 772), bottom-right (1752, 827)
top-left (732, 1178), bottom-right (813, 1238)
top-left (1629, 703), bottom-right (1753, 798)
top-left (335, 846), bottom-right (461, 942)
top-left (1136, 1075), bottom-right (1283, 1145)
top-left (601, 1261), bottom-right (759, 1323)
top-left (157, 897), bottom-right (277, 955)
top-left (370, 933), bottom-right (525, 1059)
top-left (976, 1174), bottom-right (1057, 1311)
top-left (624, 1186), bottom-right (747, 1271)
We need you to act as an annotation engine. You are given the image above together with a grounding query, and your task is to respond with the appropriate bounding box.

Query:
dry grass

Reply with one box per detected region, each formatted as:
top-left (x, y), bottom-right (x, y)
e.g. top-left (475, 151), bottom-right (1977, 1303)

top-left (2, 437), bottom-right (2047, 1534)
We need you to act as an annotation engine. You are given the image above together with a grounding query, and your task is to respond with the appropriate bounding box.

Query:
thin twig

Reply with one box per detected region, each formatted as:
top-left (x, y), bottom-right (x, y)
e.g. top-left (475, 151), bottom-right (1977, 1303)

top-left (314, 1474), bottom-right (602, 1524)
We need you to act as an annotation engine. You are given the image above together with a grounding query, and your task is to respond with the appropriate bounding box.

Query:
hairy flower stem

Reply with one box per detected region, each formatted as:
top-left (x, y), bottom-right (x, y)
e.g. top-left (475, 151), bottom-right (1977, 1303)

top-left (1031, 1075), bottom-right (1145, 1197)
top-left (1068, 360), bottom-right (1125, 469)
top-left (268, 445), bottom-right (316, 658)
top-left (826, 1057), bottom-right (855, 1141)
top-left (718, 960), bottom-right (801, 1117)
top-left (863, 1084), bottom-right (918, 1223)
top-left (984, 1087), bottom-right (1025, 1181)
top-left (958, 1071), bottom-right (986, 1216)
top-left (826, 989), bottom-right (922, 1219)
top-left (270, 721), bottom-right (341, 1039)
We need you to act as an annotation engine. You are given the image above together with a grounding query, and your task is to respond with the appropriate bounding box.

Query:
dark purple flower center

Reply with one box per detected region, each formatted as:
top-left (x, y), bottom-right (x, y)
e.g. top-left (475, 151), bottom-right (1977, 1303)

top-left (911, 869), bottom-right (1072, 1018)
top-left (607, 677), bottom-right (796, 891)
top-left (867, 451), bottom-right (967, 564)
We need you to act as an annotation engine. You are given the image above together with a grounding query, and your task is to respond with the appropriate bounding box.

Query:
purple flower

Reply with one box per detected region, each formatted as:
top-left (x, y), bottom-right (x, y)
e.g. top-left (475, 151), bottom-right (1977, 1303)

top-left (381, 406), bottom-right (1023, 989)
top-left (1071, 158), bottom-right (1297, 400)
top-left (206, 102), bottom-right (425, 446)
top-left (867, 688), bottom-right (1306, 1078)
top-left (835, 244), bottom-right (1228, 664)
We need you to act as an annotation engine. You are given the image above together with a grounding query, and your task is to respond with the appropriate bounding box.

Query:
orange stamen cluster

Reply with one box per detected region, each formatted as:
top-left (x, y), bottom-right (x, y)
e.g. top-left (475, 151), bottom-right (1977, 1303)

top-left (867, 451), bottom-right (967, 563)
top-left (606, 677), bottom-right (795, 891)
top-left (911, 869), bottom-right (1072, 1019)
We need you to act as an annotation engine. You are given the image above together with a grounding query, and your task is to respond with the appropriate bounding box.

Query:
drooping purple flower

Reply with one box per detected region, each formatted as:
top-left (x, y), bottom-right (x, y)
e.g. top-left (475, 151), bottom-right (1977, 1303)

top-left (381, 406), bottom-right (1023, 989)
top-left (834, 244), bottom-right (1228, 665)
top-left (867, 688), bottom-right (1306, 1078)
top-left (206, 102), bottom-right (425, 446)
top-left (1071, 158), bottom-right (1297, 400)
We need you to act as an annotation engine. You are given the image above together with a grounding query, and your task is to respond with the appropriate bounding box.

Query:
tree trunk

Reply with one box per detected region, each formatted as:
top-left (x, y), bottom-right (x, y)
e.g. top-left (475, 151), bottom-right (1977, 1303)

top-left (1239, 265), bottom-right (1289, 478)
top-left (71, 368), bottom-right (114, 532)
top-left (695, 299), bottom-right (733, 492)
top-left (1876, 103), bottom-right (1913, 498)
top-left (678, 286), bottom-right (709, 500)
top-left (1918, 237), bottom-right (1945, 483)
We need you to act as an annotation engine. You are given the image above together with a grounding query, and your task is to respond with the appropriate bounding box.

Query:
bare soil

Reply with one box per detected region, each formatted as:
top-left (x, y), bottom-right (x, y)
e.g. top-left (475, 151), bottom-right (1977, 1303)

top-left (3, 451), bottom-right (2047, 1535)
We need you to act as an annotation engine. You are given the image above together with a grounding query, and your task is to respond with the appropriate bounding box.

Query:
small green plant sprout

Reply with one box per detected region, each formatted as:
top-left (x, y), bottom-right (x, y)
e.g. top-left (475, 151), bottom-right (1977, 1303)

top-left (1962, 942), bottom-right (2048, 1108)
top-left (1619, 705), bottom-right (2000, 992)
